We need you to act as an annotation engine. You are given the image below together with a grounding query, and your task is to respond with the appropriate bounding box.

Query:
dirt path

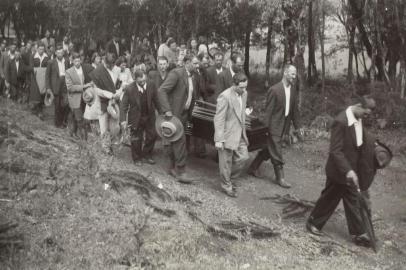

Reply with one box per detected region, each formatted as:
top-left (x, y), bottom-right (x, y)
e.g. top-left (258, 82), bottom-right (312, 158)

top-left (2, 98), bottom-right (406, 269)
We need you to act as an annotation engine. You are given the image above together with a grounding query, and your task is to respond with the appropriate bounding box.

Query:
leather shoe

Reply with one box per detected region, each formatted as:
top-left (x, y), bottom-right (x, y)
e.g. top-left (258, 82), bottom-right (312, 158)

top-left (353, 233), bottom-right (371, 247)
top-left (170, 169), bottom-right (195, 184)
top-left (277, 178), bottom-right (291, 189)
top-left (221, 184), bottom-right (237, 198)
top-left (306, 221), bottom-right (323, 236)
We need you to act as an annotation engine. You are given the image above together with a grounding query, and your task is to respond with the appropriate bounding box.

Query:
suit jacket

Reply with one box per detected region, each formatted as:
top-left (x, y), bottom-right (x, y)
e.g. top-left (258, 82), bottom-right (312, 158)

top-left (214, 87), bottom-right (248, 150)
top-left (326, 111), bottom-right (369, 185)
top-left (120, 80), bottom-right (159, 128)
top-left (195, 67), bottom-right (208, 100)
top-left (206, 66), bottom-right (224, 103)
top-left (5, 58), bottom-right (25, 85)
top-left (265, 81), bottom-right (300, 137)
top-left (65, 66), bottom-right (86, 109)
top-left (106, 40), bottom-right (122, 57)
top-left (157, 67), bottom-right (197, 119)
top-left (89, 64), bottom-right (116, 113)
top-left (45, 57), bottom-right (70, 95)
top-left (148, 70), bottom-right (167, 89)
top-left (219, 67), bottom-right (234, 93)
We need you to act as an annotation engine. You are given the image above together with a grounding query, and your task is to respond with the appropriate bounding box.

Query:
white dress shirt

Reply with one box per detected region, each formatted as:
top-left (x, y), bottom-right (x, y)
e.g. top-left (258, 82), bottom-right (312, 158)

top-left (113, 41), bottom-right (120, 56)
top-left (283, 83), bottom-right (291, 117)
top-left (137, 83), bottom-right (146, 94)
top-left (184, 71), bottom-right (194, 110)
top-left (15, 60), bottom-right (19, 73)
top-left (57, 58), bottom-right (66, 77)
top-left (216, 67), bottom-right (223, 75)
top-left (346, 106), bottom-right (363, 147)
top-left (230, 66), bottom-right (235, 79)
top-left (106, 65), bottom-right (118, 85)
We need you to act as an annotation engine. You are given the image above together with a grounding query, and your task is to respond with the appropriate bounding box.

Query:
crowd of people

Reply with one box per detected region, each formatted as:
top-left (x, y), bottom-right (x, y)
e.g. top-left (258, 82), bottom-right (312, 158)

top-left (0, 29), bottom-right (393, 249)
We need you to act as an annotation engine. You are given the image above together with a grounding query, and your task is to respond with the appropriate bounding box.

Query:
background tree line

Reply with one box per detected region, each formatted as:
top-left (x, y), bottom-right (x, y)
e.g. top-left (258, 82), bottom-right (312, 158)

top-left (1, 0), bottom-right (406, 101)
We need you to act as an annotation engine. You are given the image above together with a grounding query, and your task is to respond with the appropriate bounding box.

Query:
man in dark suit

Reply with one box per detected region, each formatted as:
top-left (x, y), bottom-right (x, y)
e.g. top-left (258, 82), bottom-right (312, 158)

top-left (158, 55), bottom-right (199, 183)
top-left (106, 32), bottom-right (122, 58)
top-left (120, 70), bottom-right (159, 165)
top-left (45, 44), bottom-right (71, 127)
top-left (306, 96), bottom-right (376, 247)
top-left (214, 73), bottom-right (250, 197)
top-left (248, 65), bottom-right (302, 188)
top-left (89, 52), bottom-right (118, 154)
top-left (148, 56), bottom-right (168, 88)
top-left (4, 49), bottom-right (25, 101)
top-left (219, 53), bottom-right (244, 93)
top-left (206, 52), bottom-right (225, 104)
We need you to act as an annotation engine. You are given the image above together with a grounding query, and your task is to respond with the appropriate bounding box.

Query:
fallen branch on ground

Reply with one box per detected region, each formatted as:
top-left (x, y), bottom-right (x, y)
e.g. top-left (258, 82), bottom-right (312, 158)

top-left (145, 202), bottom-right (176, 217)
top-left (187, 211), bottom-right (280, 241)
top-left (260, 194), bottom-right (315, 219)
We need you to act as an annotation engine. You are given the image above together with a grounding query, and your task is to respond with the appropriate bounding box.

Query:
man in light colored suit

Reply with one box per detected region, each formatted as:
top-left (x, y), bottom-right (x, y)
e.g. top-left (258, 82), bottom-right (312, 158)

top-left (214, 72), bottom-right (249, 197)
top-left (65, 52), bottom-right (93, 139)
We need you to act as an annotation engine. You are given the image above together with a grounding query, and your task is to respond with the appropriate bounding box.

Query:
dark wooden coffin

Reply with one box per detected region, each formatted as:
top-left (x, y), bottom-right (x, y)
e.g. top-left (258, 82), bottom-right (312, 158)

top-left (189, 100), bottom-right (268, 152)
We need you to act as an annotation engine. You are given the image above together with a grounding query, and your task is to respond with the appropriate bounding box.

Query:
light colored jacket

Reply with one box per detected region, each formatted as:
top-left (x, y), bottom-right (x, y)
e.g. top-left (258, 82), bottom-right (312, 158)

top-left (83, 87), bottom-right (114, 120)
top-left (65, 66), bottom-right (85, 109)
top-left (214, 86), bottom-right (248, 150)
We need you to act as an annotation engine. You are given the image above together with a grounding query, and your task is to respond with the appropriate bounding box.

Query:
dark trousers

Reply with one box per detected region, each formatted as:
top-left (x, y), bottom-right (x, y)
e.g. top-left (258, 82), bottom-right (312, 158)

top-left (68, 108), bottom-right (86, 139)
top-left (54, 94), bottom-right (70, 127)
top-left (165, 110), bottom-right (188, 172)
top-left (130, 116), bottom-right (156, 161)
top-left (308, 179), bottom-right (365, 236)
top-left (252, 135), bottom-right (284, 168)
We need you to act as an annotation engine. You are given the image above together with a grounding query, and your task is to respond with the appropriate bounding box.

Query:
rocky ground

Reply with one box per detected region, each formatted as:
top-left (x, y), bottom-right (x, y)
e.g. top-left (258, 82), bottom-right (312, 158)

top-left (1, 97), bottom-right (406, 270)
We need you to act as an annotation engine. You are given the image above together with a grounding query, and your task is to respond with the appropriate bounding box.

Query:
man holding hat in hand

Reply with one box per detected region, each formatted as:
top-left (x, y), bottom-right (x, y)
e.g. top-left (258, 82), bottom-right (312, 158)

top-left (120, 69), bottom-right (159, 165)
top-left (157, 55), bottom-right (199, 184)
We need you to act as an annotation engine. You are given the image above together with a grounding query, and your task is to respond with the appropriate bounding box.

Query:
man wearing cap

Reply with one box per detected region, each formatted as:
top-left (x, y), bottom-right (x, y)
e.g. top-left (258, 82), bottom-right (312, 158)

top-left (120, 70), bottom-right (159, 165)
top-left (46, 43), bottom-right (71, 128)
top-left (306, 95), bottom-right (385, 247)
top-left (206, 52), bottom-right (225, 104)
top-left (214, 73), bottom-right (249, 197)
top-left (158, 55), bottom-right (199, 183)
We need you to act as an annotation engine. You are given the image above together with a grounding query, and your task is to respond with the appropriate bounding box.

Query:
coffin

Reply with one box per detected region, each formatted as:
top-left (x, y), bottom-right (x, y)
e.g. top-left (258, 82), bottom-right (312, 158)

top-left (188, 100), bottom-right (268, 152)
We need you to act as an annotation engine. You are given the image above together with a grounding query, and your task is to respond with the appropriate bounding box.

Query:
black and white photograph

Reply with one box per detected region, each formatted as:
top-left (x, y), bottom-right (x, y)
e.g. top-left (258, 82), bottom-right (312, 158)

top-left (0, 0), bottom-right (405, 269)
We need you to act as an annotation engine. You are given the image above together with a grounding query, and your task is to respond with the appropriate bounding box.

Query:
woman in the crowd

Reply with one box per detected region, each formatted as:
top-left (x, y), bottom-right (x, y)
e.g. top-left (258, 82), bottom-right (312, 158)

top-left (91, 52), bottom-right (101, 69)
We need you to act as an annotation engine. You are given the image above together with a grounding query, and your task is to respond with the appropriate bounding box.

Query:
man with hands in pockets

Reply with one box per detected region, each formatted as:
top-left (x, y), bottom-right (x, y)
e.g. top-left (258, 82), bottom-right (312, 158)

top-left (214, 72), bottom-right (250, 197)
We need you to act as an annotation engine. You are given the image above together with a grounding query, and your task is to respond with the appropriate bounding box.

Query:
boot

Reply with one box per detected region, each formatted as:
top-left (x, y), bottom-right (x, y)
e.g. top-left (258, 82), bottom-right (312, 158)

top-left (274, 165), bottom-right (291, 188)
top-left (247, 153), bottom-right (264, 178)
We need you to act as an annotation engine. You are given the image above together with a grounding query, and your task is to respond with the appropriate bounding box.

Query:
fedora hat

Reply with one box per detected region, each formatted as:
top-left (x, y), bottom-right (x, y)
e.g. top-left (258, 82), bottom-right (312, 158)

top-left (44, 88), bottom-right (54, 107)
top-left (155, 115), bottom-right (184, 142)
top-left (374, 140), bottom-right (392, 169)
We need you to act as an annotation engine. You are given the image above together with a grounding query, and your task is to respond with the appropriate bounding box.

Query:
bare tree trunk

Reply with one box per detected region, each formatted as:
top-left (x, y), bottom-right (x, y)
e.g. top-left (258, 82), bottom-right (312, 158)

top-left (244, 21), bottom-right (251, 78)
top-left (348, 25), bottom-right (356, 81)
top-left (318, 0), bottom-right (326, 112)
top-left (307, 0), bottom-right (317, 85)
top-left (265, 16), bottom-right (273, 88)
